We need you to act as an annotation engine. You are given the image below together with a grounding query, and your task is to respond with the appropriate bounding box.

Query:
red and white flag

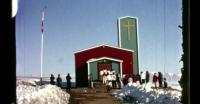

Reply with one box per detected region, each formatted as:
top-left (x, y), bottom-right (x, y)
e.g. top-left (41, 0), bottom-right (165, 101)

top-left (41, 11), bottom-right (44, 33)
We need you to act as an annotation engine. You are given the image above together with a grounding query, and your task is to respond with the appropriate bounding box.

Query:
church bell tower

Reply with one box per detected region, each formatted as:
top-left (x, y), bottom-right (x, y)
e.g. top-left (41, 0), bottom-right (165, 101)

top-left (118, 16), bottom-right (140, 74)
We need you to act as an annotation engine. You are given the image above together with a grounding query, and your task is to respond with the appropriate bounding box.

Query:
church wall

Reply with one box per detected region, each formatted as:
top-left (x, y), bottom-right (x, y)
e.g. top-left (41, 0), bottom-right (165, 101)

top-left (74, 45), bottom-right (134, 87)
top-left (75, 63), bottom-right (88, 87)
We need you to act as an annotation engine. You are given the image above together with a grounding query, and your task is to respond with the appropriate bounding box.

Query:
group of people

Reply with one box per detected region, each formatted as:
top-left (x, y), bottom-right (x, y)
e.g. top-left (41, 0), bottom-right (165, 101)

top-left (152, 72), bottom-right (168, 89)
top-left (99, 69), bottom-right (121, 91)
top-left (98, 69), bottom-right (168, 91)
top-left (139, 71), bottom-right (168, 89)
top-left (120, 71), bottom-right (168, 90)
top-left (50, 73), bottom-right (72, 91)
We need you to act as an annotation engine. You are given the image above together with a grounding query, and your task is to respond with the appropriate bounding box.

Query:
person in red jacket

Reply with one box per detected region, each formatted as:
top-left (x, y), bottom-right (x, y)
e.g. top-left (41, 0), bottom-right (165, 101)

top-left (153, 73), bottom-right (158, 89)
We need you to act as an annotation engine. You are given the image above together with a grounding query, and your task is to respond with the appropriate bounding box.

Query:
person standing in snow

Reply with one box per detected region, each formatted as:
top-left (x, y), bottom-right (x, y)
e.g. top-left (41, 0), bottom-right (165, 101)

top-left (153, 73), bottom-right (158, 89)
top-left (66, 73), bottom-right (72, 91)
top-left (116, 73), bottom-right (121, 88)
top-left (136, 73), bottom-right (141, 85)
top-left (122, 74), bottom-right (128, 86)
top-left (143, 71), bottom-right (150, 90)
top-left (158, 72), bottom-right (163, 87)
top-left (102, 69), bottom-right (108, 84)
top-left (163, 78), bottom-right (168, 92)
top-left (106, 72), bottom-right (112, 92)
top-left (57, 74), bottom-right (62, 88)
top-left (145, 71), bottom-right (150, 83)
top-left (111, 71), bottom-right (117, 88)
top-left (141, 71), bottom-right (146, 84)
top-left (50, 74), bottom-right (55, 85)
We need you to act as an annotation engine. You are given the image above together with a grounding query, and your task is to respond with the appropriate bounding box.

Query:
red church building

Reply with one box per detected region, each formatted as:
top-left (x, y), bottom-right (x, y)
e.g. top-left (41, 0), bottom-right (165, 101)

top-left (74, 44), bottom-right (135, 87)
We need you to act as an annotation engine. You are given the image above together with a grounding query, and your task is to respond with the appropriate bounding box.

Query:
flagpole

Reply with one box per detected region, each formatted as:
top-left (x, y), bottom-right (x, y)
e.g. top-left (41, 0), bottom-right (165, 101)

top-left (40, 7), bottom-right (46, 85)
top-left (40, 29), bottom-right (44, 85)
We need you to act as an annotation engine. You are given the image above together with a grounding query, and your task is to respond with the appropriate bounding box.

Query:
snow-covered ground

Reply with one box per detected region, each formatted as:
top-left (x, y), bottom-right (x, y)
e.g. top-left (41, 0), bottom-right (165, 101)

top-left (112, 80), bottom-right (182, 104)
top-left (168, 81), bottom-right (182, 91)
top-left (147, 72), bottom-right (182, 91)
top-left (17, 79), bottom-right (70, 104)
top-left (16, 73), bottom-right (181, 104)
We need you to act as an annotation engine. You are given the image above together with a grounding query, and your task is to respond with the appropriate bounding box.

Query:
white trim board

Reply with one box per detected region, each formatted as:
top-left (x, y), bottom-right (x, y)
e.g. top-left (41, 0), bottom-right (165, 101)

top-left (86, 57), bottom-right (123, 63)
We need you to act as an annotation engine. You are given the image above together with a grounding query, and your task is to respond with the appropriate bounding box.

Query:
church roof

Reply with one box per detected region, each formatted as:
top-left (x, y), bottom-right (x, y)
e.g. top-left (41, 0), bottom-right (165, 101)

top-left (74, 44), bottom-right (134, 54)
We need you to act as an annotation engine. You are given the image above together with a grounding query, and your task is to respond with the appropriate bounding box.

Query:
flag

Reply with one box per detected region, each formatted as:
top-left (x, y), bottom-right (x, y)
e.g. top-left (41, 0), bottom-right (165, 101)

top-left (41, 11), bottom-right (44, 33)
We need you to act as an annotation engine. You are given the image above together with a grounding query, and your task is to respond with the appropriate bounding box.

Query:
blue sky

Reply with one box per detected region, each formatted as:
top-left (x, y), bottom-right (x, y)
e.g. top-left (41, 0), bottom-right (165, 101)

top-left (16, 0), bottom-right (182, 77)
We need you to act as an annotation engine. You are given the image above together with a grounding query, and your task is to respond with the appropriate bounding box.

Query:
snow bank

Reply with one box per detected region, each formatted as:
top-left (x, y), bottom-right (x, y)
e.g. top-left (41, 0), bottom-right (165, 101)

top-left (168, 81), bottom-right (182, 91)
top-left (17, 79), bottom-right (70, 104)
top-left (112, 81), bottom-right (182, 104)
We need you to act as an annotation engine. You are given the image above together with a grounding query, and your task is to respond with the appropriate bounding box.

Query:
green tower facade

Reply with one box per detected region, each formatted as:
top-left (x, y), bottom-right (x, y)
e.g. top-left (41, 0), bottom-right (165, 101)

top-left (118, 16), bottom-right (140, 74)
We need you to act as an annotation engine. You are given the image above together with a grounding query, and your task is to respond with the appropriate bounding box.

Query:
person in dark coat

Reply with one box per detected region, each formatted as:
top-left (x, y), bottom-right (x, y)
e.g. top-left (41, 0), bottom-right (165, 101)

top-left (122, 75), bottom-right (128, 86)
top-left (66, 73), bottom-right (72, 91)
top-left (116, 73), bottom-right (120, 88)
top-left (57, 74), bottom-right (62, 88)
top-left (164, 78), bottom-right (168, 88)
top-left (136, 74), bottom-right (141, 85)
top-left (145, 71), bottom-right (150, 83)
top-left (158, 72), bottom-right (163, 87)
top-left (50, 74), bottom-right (55, 85)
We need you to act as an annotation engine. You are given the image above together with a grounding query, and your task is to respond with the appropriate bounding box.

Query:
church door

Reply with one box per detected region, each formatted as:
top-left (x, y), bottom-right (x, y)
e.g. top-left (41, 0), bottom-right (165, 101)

top-left (97, 62), bottom-right (112, 81)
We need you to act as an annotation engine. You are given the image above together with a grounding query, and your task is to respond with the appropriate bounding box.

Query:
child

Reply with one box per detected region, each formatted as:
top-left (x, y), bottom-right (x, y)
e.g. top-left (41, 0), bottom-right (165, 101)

top-left (163, 78), bottom-right (168, 92)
